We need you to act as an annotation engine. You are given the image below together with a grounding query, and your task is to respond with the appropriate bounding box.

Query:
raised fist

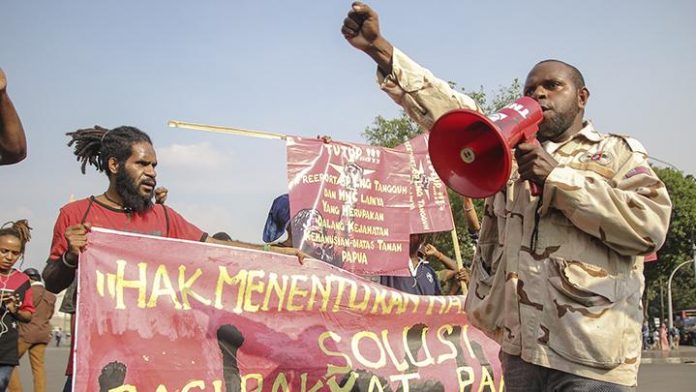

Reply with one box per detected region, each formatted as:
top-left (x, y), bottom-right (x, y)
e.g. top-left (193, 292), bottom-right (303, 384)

top-left (154, 186), bottom-right (168, 204)
top-left (0, 68), bottom-right (7, 92)
top-left (341, 2), bottom-right (382, 52)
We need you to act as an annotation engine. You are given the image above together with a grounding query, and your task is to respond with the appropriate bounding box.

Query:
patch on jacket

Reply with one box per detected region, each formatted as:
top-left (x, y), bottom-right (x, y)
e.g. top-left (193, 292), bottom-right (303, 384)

top-left (578, 150), bottom-right (613, 165)
top-left (624, 166), bottom-right (650, 179)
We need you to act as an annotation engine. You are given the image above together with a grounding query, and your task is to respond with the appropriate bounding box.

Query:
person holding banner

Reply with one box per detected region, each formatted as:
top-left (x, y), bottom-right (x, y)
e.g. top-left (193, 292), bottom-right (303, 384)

top-left (343, 2), bottom-right (672, 390)
top-left (422, 243), bottom-right (470, 295)
top-left (7, 268), bottom-right (55, 392)
top-left (0, 68), bottom-right (27, 166)
top-left (380, 233), bottom-right (441, 296)
top-left (41, 125), bottom-right (303, 392)
top-left (262, 193), bottom-right (343, 268)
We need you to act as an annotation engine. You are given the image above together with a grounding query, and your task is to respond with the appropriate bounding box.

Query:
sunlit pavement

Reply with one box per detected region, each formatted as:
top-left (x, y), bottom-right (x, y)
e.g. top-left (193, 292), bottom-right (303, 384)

top-left (12, 344), bottom-right (696, 391)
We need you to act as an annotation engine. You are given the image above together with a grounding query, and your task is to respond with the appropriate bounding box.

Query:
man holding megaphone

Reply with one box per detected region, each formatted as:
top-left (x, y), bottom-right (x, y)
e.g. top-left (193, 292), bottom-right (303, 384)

top-left (342, 3), bottom-right (671, 390)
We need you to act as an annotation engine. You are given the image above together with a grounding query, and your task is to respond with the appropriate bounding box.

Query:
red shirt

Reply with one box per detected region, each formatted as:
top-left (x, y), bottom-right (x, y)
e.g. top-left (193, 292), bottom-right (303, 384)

top-left (49, 197), bottom-right (207, 260)
top-left (49, 197), bottom-right (207, 375)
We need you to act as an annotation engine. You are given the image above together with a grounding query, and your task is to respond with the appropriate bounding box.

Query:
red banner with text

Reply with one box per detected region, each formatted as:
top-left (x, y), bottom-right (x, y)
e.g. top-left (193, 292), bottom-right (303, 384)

top-left (286, 136), bottom-right (453, 276)
top-left (74, 229), bottom-right (502, 392)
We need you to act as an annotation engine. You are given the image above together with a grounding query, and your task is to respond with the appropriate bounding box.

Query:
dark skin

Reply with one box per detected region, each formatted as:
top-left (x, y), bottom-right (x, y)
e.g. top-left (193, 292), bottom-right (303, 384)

top-left (44, 142), bottom-right (305, 293)
top-left (0, 68), bottom-right (27, 165)
top-left (516, 62), bottom-right (590, 185)
top-left (343, 2), bottom-right (591, 188)
top-left (423, 243), bottom-right (469, 284)
top-left (0, 235), bottom-right (32, 322)
top-left (63, 142), bottom-right (158, 265)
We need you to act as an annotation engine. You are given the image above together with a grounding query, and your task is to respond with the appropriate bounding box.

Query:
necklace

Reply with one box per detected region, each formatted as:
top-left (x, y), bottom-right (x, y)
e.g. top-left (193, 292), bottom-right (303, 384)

top-left (102, 193), bottom-right (132, 213)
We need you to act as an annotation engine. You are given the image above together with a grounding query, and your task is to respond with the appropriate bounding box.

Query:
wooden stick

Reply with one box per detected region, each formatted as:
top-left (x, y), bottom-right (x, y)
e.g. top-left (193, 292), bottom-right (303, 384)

top-left (450, 216), bottom-right (468, 296)
top-left (168, 120), bottom-right (288, 140)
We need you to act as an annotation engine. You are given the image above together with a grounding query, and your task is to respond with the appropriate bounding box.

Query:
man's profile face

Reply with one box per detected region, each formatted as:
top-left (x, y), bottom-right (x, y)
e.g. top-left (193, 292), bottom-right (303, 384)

top-left (114, 141), bottom-right (158, 212)
top-left (523, 62), bottom-right (584, 142)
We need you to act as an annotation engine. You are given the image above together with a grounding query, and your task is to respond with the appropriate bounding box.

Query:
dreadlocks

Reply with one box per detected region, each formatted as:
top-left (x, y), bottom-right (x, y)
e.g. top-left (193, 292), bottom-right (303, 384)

top-left (0, 220), bottom-right (32, 253)
top-left (66, 125), bottom-right (152, 175)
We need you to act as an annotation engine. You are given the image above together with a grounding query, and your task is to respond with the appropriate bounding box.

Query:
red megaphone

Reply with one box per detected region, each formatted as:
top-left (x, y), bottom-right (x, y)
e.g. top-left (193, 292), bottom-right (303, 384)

top-left (427, 96), bottom-right (543, 198)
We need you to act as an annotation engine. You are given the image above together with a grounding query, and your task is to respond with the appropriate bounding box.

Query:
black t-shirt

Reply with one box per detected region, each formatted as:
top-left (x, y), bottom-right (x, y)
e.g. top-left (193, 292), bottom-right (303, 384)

top-left (380, 259), bottom-right (442, 296)
top-left (0, 270), bottom-right (33, 365)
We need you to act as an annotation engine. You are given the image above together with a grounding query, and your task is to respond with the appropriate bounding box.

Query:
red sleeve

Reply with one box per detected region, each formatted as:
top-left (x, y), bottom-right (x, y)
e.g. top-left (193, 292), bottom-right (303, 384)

top-left (165, 207), bottom-right (207, 242)
top-left (48, 208), bottom-right (71, 261)
top-left (19, 279), bottom-right (35, 314)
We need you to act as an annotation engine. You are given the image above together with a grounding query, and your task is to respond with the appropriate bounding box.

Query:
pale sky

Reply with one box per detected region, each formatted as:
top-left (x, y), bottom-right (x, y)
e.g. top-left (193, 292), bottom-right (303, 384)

top-left (2, 0), bottom-right (695, 269)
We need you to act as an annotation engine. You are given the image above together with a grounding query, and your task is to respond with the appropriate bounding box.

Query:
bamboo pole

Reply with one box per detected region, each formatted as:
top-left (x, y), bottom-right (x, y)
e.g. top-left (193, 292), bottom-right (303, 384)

top-left (168, 120), bottom-right (288, 140)
top-left (449, 221), bottom-right (468, 295)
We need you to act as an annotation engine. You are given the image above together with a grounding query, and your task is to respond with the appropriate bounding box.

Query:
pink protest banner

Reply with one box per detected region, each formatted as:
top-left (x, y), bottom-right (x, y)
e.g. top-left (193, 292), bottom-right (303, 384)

top-left (394, 133), bottom-right (454, 234)
top-left (286, 136), bottom-right (452, 276)
top-left (74, 228), bottom-right (502, 391)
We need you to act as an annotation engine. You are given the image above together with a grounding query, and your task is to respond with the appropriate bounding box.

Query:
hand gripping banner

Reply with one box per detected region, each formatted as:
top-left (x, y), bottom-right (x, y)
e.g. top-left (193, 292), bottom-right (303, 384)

top-left (74, 229), bottom-right (502, 391)
top-left (286, 136), bottom-right (453, 276)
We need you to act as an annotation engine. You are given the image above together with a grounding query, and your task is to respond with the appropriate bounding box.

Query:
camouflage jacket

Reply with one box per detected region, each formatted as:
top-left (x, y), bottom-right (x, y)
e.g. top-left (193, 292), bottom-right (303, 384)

top-left (377, 48), bottom-right (672, 386)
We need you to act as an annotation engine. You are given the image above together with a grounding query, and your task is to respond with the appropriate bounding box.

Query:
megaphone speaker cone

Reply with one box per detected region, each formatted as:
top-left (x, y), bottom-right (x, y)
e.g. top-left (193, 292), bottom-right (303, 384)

top-left (428, 109), bottom-right (512, 198)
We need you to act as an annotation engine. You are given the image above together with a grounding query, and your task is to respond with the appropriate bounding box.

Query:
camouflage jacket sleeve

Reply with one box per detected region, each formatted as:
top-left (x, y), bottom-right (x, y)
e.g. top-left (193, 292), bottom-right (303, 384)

top-left (377, 47), bottom-right (482, 130)
top-left (540, 136), bottom-right (672, 256)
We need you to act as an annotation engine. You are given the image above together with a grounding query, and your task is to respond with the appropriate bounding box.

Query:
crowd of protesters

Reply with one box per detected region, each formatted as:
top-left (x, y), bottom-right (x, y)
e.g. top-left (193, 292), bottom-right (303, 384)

top-left (1, 3), bottom-right (674, 391)
top-left (1, 65), bottom-right (470, 391)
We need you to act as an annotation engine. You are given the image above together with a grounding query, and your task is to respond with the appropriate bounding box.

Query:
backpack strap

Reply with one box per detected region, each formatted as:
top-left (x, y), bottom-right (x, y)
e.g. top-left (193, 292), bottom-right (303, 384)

top-left (80, 196), bottom-right (96, 225)
top-left (161, 204), bottom-right (171, 237)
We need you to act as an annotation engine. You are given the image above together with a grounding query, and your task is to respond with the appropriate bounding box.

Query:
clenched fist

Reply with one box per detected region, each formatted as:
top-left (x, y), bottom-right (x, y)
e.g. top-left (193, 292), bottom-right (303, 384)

top-left (0, 68), bottom-right (7, 92)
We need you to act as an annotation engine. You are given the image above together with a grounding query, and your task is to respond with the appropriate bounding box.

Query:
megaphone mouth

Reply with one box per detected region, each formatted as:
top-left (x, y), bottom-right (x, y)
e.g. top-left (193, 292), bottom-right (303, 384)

top-left (428, 111), bottom-right (512, 198)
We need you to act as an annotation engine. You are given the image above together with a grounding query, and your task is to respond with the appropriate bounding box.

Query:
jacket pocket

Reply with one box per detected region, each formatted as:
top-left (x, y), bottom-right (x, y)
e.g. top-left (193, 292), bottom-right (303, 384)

top-left (541, 257), bottom-right (625, 369)
top-left (471, 242), bottom-right (502, 299)
top-left (466, 242), bottom-right (505, 339)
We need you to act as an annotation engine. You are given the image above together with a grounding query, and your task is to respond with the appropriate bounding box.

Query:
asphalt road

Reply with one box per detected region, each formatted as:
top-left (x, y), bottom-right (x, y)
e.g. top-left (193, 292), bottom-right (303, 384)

top-left (12, 346), bottom-right (696, 391)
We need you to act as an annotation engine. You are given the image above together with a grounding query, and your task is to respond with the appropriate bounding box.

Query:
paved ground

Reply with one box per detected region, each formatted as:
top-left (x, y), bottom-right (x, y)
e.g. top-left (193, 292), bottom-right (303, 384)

top-left (637, 363), bottom-right (696, 391)
top-left (640, 344), bottom-right (696, 364)
top-left (14, 344), bottom-right (69, 391)
top-left (12, 344), bottom-right (696, 391)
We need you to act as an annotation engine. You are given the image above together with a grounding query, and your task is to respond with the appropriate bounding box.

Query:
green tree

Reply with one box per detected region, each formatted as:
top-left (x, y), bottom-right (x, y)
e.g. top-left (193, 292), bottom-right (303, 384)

top-left (362, 80), bottom-right (521, 266)
top-left (645, 168), bottom-right (696, 323)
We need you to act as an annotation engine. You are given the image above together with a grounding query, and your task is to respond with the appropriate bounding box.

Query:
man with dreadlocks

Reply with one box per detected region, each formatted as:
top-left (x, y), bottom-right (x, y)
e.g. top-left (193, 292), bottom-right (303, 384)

top-left (0, 68), bottom-right (27, 165)
top-left (42, 125), bottom-right (302, 392)
top-left (0, 220), bottom-right (35, 390)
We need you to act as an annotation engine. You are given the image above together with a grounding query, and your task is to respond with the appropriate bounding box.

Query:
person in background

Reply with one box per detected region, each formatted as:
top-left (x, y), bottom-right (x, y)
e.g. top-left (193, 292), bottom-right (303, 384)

top-left (669, 325), bottom-right (680, 350)
top-left (263, 194), bottom-right (342, 268)
top-left (0, 220), bottom-right (35, 390)
top-left (380, 234), bottom-right (441, 296)
top-left (8, 268), bottom-right (56, 392)
top-left (659, 323), bottom-right (670, 351)
top-left (422, 243), bottom-right (470, 296)
top-left (54, 328), bottom-right (63, 347)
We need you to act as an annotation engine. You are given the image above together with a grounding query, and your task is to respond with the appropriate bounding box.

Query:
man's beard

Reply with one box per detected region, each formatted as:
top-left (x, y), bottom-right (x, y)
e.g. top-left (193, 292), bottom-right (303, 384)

top-left (115, 167), bottom-right (154, 213)
top-left (537, 106), bottom-right (579, 141)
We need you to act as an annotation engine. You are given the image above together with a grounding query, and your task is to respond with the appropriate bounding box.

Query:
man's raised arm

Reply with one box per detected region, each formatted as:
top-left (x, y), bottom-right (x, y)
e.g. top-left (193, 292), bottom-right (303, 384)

top-left (342, 2), bottom-right (394, 75)
top-left (0, 68), bottom-right (27, 165)
top-left (341, 2), bottom-right (481, 131)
